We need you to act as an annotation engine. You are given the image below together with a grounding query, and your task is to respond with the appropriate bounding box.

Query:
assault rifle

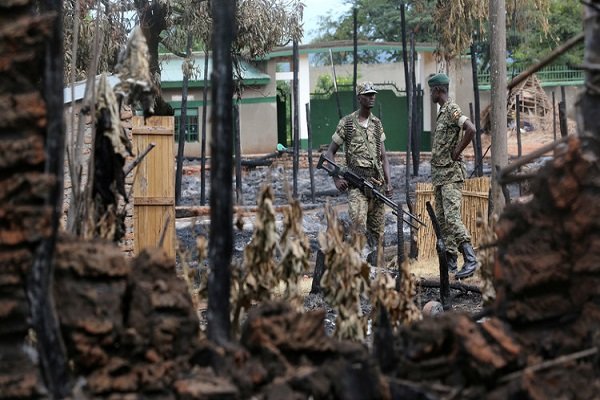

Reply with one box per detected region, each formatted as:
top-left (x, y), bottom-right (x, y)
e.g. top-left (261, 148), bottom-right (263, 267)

top-left (317, 154), bottom-right (426, 230)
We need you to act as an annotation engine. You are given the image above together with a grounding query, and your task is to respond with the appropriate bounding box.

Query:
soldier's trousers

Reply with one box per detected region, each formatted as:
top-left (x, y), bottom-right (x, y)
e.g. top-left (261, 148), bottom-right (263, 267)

top-left (434, 182), bottom-right (471, 256)
top-left (348, 187), bottom-right (385, 249)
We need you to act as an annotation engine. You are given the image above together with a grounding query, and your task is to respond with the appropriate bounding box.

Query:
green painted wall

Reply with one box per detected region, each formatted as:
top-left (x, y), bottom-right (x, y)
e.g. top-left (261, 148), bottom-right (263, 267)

top-left (308, 89), bottom-right (431, 152)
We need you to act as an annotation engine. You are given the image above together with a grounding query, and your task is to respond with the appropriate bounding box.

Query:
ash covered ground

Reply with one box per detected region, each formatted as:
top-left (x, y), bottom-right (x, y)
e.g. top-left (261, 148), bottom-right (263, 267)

top-left (176, 154), bottom-right (491, 260)
top-left (175, 153), bottom-right (498, 334)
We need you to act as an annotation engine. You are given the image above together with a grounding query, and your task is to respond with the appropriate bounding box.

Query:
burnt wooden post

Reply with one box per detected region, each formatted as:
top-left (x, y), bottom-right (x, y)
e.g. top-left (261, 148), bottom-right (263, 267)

top-left (200, 51), bottom-right (209, 206)
top-left (515, 94), bottom-right (523, 196)
top-left (396, 202), bottom-right (405, 291)
top-left (559, 86), bottom-right (568, 138)
top-left (306, 103), bottom-right (315, 203)
top-left (234, 102), bottom-right (243, 205)
top-left (413, 83), bottom-right (422, 176)
top-left (400, 2), bottom-right (417, 259)
top-left (400, 1), bottom-right (412, 181)
top-left (176, 32), bottom-right (192, 205)
top-left (373, 305), bottom-right (395, 372)
top-left (353, 7), bottom-right (358, 111)
top-left (28, 0), bottom-right (71, 396)
top-left (469, 103), bottom-right (477, 151)
top-left (292, 39), bottom-right (300, 198)
top-left (425, 202), bottom-right (450, 310)
top-left (410, 33), bottom-right (420, 176)
top-left (470, 42), bottom-right (484, 176)
top-left (552, 91), bottom-right (557, 141)
top-left (310, 250), bottom-right (325, 294)
top-left (207, 0), bottom-right (235, 345)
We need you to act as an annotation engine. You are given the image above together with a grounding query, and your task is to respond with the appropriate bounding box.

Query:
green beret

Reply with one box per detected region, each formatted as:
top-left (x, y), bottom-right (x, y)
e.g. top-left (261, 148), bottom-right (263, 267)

top-left (427, 73), bottom-right (450, 87)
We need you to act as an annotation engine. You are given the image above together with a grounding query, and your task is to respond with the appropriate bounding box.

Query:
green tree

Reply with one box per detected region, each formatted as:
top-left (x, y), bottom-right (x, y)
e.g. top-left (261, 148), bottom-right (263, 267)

top-left (509, 0), bottom-right (583, 68)
top-left (311, 0), bottom-right (436, 65)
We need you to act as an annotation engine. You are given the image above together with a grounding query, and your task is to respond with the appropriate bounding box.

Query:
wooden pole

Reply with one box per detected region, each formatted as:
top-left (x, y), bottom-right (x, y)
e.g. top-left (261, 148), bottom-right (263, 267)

top-left (559, 86), bottom-right (568, 138)
top-left (292, 39), bottom-right (300, 198)
top-left (306, 103), bottom-right (315, 203)
top-left (200, 51), bottom-right (209, 206)
top-left (353, 7), bottom-right (358, 111)
top-left (396, 209), bottom-right (405, 291)
top-left (207, 0), bottom-right (235, 345)
top-left (470, 43), bottom-right (484, 176)
top-left (175, 32), bottom-right (192, 205)
top-left (400, 2), bottom-right (416, 260)
top-left (410, 33), bottom-right (420, 176)
top-left (234, 102), bottom-right (243, 205)
top-left (515, 94), bottom-right (523, 196)
top-left (552, 91), bottom-right (557, 141)
top-left (489, 0), bottom-right (508, 215)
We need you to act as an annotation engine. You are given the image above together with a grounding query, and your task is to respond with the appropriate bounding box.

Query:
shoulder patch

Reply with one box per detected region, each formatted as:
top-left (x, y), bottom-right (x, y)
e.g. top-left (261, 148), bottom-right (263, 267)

top-left (451, 110), bottom-right (460, 121)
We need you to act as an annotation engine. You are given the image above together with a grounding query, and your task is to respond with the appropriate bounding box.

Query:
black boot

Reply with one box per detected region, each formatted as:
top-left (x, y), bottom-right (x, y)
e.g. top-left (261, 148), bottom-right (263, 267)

top-left (456, 242), bottom-right (478, 279)
top-left (446, 252), bottom-right (458, 273)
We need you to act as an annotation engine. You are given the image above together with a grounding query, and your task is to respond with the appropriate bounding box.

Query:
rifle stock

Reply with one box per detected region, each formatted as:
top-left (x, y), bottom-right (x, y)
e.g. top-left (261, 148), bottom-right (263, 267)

top-left (317, 154), bottom-right (425, 229)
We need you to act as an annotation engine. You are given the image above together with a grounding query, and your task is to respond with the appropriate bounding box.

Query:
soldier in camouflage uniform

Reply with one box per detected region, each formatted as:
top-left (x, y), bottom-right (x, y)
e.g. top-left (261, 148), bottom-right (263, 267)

top-left (428, 73), bottom-right (479, 279)
top-left (324, 82), bottom-right (393, 264)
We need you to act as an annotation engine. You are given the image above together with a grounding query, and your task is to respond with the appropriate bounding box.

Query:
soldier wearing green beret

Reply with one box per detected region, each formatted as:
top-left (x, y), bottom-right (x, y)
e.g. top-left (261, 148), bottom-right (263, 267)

top-left (324, 82), bottom-right (393, 265)
top-left (428, 73), bottom-right (479, 279)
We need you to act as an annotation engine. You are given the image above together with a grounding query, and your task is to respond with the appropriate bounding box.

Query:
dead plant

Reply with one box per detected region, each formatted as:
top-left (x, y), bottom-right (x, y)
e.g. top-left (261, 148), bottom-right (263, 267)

top-left (319, 205), bottom-right (371, 341)
top-left (278, 196), bottom-right (311, 309)
top-left (371, 259), bottom-right (422, 329)
top-left (478, 214), bottom-right (497, 304)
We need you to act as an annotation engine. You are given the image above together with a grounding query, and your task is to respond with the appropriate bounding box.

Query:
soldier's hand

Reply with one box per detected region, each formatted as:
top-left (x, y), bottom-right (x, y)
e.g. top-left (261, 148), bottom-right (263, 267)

top-left (334, 177), bottom-right (348, 192)
top-left (385, 183), bottom-right (393, 197)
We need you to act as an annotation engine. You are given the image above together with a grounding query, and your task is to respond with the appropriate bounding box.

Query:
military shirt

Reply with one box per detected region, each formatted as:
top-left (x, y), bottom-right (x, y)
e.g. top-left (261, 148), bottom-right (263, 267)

top-left (332, 111), bottom-right (386, 176)
top-left (431, 98), bottom-right (466, 186)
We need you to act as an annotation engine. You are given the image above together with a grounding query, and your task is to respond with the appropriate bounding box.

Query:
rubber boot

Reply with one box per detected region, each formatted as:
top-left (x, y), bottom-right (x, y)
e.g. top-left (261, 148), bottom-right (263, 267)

top-left (446, 251), bottom-right (458, 273)
top-left (456, 242), bottom-right (478, 279)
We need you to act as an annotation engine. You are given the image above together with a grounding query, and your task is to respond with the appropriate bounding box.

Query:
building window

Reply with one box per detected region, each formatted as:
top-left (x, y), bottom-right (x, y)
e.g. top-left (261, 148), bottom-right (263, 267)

top-left (174, 112), bottom-right (199, 142)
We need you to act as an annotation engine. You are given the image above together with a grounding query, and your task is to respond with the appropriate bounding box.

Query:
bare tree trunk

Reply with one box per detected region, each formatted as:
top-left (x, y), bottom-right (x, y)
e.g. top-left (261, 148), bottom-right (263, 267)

top-left (577, 1), bottom-right (600, 139)
top-left (489, 0), bottom-right (508, 215)
top-left (207, 0), bottom-right (235, 345)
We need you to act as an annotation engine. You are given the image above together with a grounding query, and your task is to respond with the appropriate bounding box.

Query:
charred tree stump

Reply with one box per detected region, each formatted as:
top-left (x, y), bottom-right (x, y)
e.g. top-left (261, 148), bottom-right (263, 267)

top-left (310, 250), bottom-right (325, 295)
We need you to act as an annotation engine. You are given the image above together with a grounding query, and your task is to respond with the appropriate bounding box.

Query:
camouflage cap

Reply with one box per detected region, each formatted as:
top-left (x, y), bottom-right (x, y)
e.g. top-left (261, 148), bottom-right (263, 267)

top-left (356, 81), bottom-right (378, 95)
top-left (427, 73), bottom-right (450, 87)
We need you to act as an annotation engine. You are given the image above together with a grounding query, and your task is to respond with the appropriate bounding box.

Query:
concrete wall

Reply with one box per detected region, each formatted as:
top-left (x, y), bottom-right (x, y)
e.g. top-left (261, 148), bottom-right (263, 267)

top-left (163, 60), bottom-right (279, 157)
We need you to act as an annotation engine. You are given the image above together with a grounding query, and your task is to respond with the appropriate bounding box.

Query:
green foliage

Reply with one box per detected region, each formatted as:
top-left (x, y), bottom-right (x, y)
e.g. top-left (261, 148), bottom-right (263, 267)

top-left (313, 73), bottom-right (357, 94)
top-left (311, 0), bottom-right (437, 65)
top-left (509, 0), bottom-right (583, 68)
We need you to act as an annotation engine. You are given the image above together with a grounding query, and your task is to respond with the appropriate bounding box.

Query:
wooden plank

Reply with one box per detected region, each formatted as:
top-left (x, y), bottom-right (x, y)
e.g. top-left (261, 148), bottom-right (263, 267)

top-left (133, 197), bottom-right (175, 206)
top-left (132, 127), bottom-right (173, 136)
top-left (132, 116), bottom-right (175, 258)
top-left (134, 205), bottom-right (176, 258)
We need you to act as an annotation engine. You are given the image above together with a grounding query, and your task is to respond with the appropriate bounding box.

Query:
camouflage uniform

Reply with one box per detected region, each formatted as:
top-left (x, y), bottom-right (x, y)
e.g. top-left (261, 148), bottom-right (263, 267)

top-left (431, 98), bottom-right (471, 256)
top-left (332, 111), bottom-right (387, 248)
